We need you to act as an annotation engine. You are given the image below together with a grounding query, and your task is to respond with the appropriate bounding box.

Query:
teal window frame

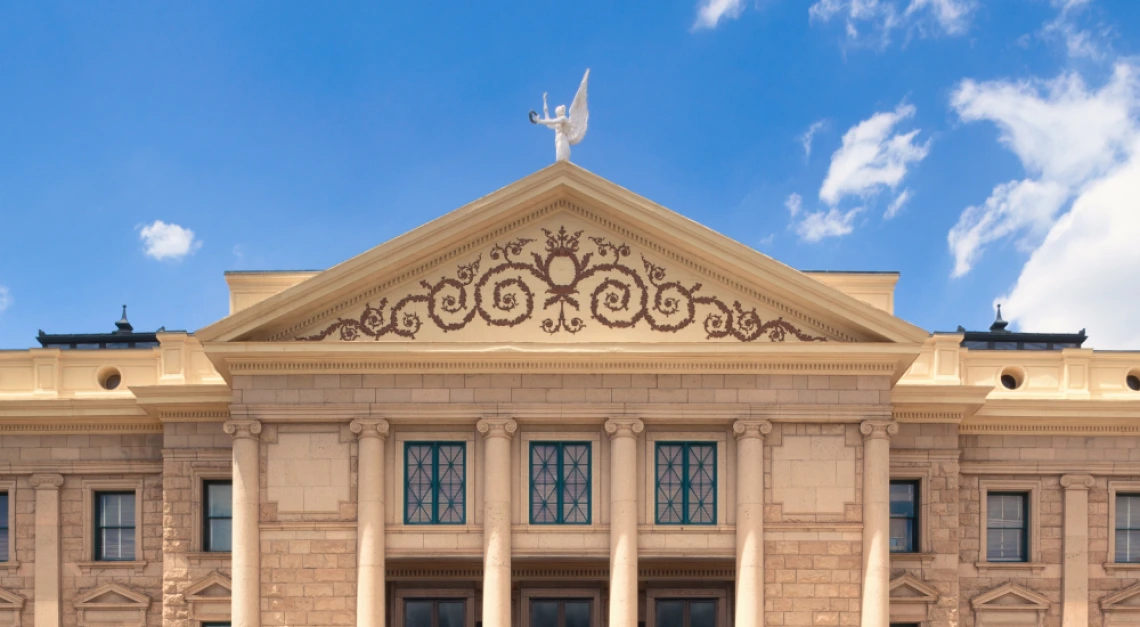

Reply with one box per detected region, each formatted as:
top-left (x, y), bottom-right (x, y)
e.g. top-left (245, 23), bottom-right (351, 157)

top-left (404, 442), bottom-right (467, 525)
top-left (529, 442), bottom-right (592, 525)
top-left (655, 442), bottom-right (717, 525)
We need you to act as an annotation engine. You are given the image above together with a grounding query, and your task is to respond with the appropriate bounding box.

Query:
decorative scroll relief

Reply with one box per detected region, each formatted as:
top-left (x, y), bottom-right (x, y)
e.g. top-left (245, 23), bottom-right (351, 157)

top-left (297, 220), bottom-right (828, 343)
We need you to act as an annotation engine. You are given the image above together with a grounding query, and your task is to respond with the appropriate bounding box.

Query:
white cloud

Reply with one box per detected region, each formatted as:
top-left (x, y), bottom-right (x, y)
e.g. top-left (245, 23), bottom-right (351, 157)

top-left (947, 64), bottom-right (1139, 276)
top-left (1000, 137), bottom-right (1140, 348)
top-left (0, 286), bottom-right (10, 313)
top-left (1043, 0), bottom-right (1102, 59)
top-left (693, 0), bottom-right (745, 29)
top-left (808, 0), bottom-right (976, 46)
top-left (800, 120), bottom-right (828, 158)
top-left (883, 189), bottom-right (911, 219)
top-left (796, 207), bottom-right (863, 242)
top-left (819, 103), bottom-right (929, 205)
top-left (139, 220), bottom-right (202, 261)
top-left (785, 193), bottom-right (803, 217)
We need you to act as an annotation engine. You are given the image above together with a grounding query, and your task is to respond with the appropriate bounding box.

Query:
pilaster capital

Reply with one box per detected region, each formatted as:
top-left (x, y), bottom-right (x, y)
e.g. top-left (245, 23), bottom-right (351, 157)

top-left (1061, 474), bottom-right (1095, 490)
top-left (604, 418), bottom-right (645, 439)
top-left (223, 420), bottom-right (263, 440)
top-left (476, 418), bottom-right (518, 440)
top-left (29, 473), bottom-right (64, 490)
top-left (733, 420), bottom-right (773, 440)
top-left (860, 420), bottom-right (899, 441)
top-left (350, 419), bottom-right (391, 440)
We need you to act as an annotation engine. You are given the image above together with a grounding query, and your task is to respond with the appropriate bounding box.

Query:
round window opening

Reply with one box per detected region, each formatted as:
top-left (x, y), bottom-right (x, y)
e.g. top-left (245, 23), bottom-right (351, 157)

top-left (1127, 374), bottom-right (1140, 392)
top-left (98, 368), bottom-right (122, 391)
top-left (1000, 371), bottom-right (1021, 390)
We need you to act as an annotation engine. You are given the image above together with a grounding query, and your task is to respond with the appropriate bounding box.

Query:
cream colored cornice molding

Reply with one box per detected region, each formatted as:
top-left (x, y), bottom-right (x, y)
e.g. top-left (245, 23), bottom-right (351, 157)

top-left (890, 384), bottom-right (991, 424)
top-left (960, 461), bottom-right (1140, 476)
top-left (0, 398), bottom-right (149, 419)
top-left (197, 164), bottom-right (929, 346)
top-left (205, 340), bottom-right (920, 382)
top-left (231, 402), bottom-right (891, 424)
top-left (0, 422), bottom-right (162, 434)
top-left (1, 461), bottom-right (162, 475)
top-left (961, 422), bottom-right (1140, 435)
top-left (130, 384), bottom-right (232, 422)
top-left (971, 398), bottom-right (1140, 420)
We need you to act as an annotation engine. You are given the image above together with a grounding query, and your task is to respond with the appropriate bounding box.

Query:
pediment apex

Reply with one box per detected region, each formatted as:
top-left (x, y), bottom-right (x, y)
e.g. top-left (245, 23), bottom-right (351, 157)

top-left (0, 588), bottom-right (25, 608)
top-left (1102, 582), bottom-right (1140, 610)
top-left (73, 582), bottom-right (151, 609)
top-left (890, 573), bottom-right (940, 602)
top-left (184, 572), bottom-right (232, 600)
top-left (971, 582), bottom-right (1051, 610)
top-left (197, 163), bottom-right (927, 347)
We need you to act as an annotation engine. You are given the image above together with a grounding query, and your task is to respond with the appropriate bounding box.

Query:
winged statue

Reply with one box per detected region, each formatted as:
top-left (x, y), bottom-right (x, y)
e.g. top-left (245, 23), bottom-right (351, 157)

top-left (530, 69), bottom-right (589, 162)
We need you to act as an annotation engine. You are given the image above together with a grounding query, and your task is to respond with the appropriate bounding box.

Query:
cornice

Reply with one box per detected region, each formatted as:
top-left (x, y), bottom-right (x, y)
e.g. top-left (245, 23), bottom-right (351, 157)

top-left (230, 402), bottom-right (891, 424)
top-left (890, 384), bottom-right (991, 424)
top-left (960, 421), bottom-right (1140, 435)
top-left (960, 461), bottom-right (1140, 476)
top-left (0, 421), bottom-right (161, 434)
top-left (0, 398), bottom-right (149, 419)
top-left (0, 461), bottom-right (162, 475)
top-left (130, 384), bottom-right (232, 422)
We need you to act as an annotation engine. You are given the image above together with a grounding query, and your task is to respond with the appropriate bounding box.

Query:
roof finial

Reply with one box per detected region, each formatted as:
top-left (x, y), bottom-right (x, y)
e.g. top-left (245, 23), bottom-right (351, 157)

top-left (990, 304), bottom-right (1009, 333)
top-left (114, 305), bottom-right (133, 334)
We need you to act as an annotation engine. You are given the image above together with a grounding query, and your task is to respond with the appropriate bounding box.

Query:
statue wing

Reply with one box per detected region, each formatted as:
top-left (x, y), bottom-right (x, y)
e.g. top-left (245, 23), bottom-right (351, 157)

top-left (567, 69), bottom-right (589, 145)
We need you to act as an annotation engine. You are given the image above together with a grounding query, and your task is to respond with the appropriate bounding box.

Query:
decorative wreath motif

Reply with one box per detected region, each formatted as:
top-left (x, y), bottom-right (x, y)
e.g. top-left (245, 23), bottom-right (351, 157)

top-left (298, 227), bottom-right (826, 343)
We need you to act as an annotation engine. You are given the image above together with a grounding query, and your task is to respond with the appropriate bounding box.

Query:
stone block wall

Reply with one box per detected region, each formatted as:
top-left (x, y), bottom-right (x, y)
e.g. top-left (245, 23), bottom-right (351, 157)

top-left (161, 422), bottom-right (232, 627)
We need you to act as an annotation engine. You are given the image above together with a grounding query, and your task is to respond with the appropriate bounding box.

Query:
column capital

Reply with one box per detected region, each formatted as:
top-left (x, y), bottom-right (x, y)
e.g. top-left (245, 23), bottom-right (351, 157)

top-left (1061, 474), bottom-right (1095, 490)
top-left (350, 419), bottom-right (391, 440)
top-left (224, 419), bottom-right (263, 440)
top-left (733, 420), bottom-right (773, 440)
top-left (860, 420), bottom-right (898, 441)
top-left (477, 418), bottom-right (518, 440)
top-left (604, 419), bottom-right (645, 439)
top-left (29, 473), bottom-right (64, 490)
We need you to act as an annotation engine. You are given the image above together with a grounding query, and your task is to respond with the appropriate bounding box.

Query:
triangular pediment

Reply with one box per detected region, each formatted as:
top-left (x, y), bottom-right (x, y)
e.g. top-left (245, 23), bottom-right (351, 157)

top-left (890, 573), bottom-right (940, 603)
top-left (184, 572), bottom-right (231, 600)
top-left (73, 583), bottom-right (150, 609)
top-left (198, 163), bottom-right (927, 352)
top-left (1102, 582), bottom-right (1140, 611)
top-left (971, 582), bottom-right (1051, 610)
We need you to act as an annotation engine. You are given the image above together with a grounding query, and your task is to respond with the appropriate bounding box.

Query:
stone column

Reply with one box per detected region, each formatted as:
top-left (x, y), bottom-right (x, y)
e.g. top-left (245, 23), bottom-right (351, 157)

top-left (477, 418), bottom-right (517, 627)
top-left (733, 421), bottom-right (771, 627)
top-left (224, 420), bottom-right (262, 627)
top-left (351, 419), bottom-right (391, 627)
top-left (1061, 474), bottom-right (1094, 627)
top-left (605, 419), bottom-right (644, 627)
top-left (860, 421), bottom-right (897, 627)
top-left (30, 473), bottom-right (63, 627)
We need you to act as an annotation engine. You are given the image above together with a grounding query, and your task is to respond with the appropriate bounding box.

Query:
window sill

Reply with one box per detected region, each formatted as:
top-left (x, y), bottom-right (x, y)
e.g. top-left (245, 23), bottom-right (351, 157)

top-left (75, 560), bottom-right (147, 574)
top-left (0, 562), bottom-right (19, 571)
top-left (186, 552), bottom-right (232, 564)
top-left (1104, 562), bottom-right (1140, 574)
top-left (890, 552), bottom-right (937, 565)
top-left (975, 561), bottom-right (1046, 574)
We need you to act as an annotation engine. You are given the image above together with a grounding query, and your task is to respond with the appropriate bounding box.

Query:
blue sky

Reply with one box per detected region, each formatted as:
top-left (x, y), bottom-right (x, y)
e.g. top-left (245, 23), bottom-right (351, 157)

top-left (1, 1), bottom-right (1139, 348)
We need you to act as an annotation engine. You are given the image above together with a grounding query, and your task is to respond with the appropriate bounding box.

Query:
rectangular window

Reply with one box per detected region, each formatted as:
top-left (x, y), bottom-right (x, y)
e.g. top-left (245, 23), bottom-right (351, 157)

top-left (0, 492), bottom-right (8, 562)
top-left (987, 492), bottom-right (1028, 562)
top-left (405, 442), bottom-right (466, 524)
top-left (1117, 493), bottom-right (1140, 563)
top-left (655, 442), bottom-right (717, 525)
top-left (530, 442), bottom-right (591, 524)
top-left (530, 599), bottom-right (592, 627)
top-left (95, 492), bottom-right (136, 561)
top-left (889, 480), bottom-right (919, 553)
top-left (204, 480), bottom-right (233, 552)
top-left (655, 599), bottom-right (717, 627)
top-left (405, 599), bottom-right (466, 627)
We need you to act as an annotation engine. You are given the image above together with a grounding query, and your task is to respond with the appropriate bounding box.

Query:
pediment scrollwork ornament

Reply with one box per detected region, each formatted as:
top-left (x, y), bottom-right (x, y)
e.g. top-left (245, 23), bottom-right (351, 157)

top-left (299, 227), bottom-right (826, 343)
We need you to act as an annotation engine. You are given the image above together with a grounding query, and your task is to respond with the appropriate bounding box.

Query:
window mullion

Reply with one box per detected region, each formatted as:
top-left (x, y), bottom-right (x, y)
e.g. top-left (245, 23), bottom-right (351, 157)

top-left (431, 444), bottom-right (440, 525)
top-left (681, 444), bottom-right (690, 525)
top-left (555, 444), bottom-right (565, 524)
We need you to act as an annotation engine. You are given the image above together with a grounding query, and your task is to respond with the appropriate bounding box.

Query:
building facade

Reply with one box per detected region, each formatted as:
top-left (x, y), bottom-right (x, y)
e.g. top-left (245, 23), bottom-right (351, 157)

top-left (1, 163), bottom-right (1139, 627)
